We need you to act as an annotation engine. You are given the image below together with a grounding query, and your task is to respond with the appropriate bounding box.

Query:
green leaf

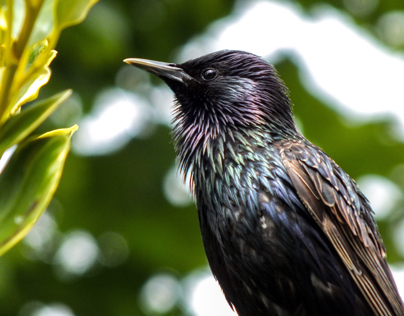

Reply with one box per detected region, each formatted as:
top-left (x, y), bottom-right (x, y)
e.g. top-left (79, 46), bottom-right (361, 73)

top-left (13, 49), bottom-right (57, 112)
top-left (11, 0), bottom-right (25, 39)
top-left (28, 0), bottom-right (56, 45)
top-left (0, 90), bottom-right (72, 156)
top-left (0, 125), bottom-right (77, 256)
top-left (54, 0), bottom-right (99, 32)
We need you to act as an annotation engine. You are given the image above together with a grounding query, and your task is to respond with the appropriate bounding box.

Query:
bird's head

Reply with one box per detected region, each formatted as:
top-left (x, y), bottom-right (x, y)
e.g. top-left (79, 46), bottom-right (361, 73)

top-left (125, 50), bottom-right (296, 174)
top-left (125, 50), bottom-right (296, 135)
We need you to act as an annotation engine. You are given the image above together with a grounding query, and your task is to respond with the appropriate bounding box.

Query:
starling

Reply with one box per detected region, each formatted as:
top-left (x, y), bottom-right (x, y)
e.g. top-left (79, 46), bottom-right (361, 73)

top-left (124, 50), bottom-right (404, 316)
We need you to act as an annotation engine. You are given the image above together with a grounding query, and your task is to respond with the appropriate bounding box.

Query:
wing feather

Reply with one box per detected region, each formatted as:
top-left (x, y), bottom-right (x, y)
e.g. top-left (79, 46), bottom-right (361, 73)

top-left (278, 139), bottom-right (404, 316)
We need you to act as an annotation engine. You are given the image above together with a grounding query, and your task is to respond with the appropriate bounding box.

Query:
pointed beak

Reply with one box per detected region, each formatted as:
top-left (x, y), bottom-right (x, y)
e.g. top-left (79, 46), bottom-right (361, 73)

top-left (123, 58), bottom-right (192, 84)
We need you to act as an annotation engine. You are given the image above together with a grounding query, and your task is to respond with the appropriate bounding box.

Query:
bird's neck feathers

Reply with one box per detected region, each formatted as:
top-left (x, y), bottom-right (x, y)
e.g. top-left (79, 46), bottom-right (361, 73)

top-left (171, 100), bottom-right (296, 194)
top-left (172, 121), bottom-right (263, 193)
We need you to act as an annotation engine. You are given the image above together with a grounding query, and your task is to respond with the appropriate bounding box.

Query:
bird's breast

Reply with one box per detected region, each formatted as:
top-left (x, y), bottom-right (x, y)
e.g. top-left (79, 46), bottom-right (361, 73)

top-left (193, 137), bottom-right (290, 247)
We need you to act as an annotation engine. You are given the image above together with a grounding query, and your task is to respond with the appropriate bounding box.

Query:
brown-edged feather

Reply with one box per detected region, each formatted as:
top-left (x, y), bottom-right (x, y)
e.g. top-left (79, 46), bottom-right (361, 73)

top-left (278, 139), bottom-right (404, 316)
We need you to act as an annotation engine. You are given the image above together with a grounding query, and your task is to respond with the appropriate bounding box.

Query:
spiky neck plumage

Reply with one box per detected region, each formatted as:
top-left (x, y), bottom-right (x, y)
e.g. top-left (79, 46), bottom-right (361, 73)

top-left (171, 101), bottom-right (297, 197)
top-left (172, 118), bottom-right (266, 185)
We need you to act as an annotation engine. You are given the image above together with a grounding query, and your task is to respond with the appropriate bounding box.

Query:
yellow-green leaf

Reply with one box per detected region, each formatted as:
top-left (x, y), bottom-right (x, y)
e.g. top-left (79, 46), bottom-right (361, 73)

top-left (38, 124), bottom-right (78, 138)
top-left (28, 0), bottom-right (55, 45)
top-left (0, 90), bottom-right (72, 156)
top-left (13, 49), bottom-right (57, 111)
top-left (54, 0), bottom-right (99, 32)
top-left (0, 125), bottom-right (77, 256)
top-left (11, 0), bottom-right (25, 39)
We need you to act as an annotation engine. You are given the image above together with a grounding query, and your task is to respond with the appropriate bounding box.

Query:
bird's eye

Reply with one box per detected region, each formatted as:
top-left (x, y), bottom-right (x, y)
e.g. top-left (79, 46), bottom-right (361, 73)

top-left (201, 68), bottom-right (218, 81)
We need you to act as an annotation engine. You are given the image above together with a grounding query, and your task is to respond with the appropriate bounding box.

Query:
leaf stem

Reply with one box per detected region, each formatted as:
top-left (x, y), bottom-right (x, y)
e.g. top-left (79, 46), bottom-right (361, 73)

top-left (14, 0), bottom-right (45, 60)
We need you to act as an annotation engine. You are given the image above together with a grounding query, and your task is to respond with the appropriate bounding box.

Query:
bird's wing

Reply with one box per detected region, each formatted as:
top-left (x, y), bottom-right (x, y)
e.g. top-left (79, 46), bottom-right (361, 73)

top-left (277, 139), bottom-right (404, 316)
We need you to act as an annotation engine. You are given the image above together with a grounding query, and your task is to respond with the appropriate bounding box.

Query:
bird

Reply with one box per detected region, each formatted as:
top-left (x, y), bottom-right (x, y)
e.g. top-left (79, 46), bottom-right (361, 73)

top-left (124, 50), bottom-right (404, 316)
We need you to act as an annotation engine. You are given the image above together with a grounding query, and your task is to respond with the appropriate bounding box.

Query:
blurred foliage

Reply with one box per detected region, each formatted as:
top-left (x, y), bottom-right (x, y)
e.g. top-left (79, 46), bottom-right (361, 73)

top-left (0, 0), bottom-right (403, 315)
top-left (0, 0), bottom-right (98, 258)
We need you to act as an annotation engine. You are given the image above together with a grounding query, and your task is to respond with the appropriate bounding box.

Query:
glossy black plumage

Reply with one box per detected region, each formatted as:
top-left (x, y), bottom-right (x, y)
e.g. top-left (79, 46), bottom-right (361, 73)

top-left (125, 50), bottom-right (404, 315)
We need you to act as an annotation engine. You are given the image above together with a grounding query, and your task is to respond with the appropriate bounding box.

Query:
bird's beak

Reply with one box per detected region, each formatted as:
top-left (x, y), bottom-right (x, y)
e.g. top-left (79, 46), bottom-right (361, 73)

top-left (123, 58), bottom-right (192, 84)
